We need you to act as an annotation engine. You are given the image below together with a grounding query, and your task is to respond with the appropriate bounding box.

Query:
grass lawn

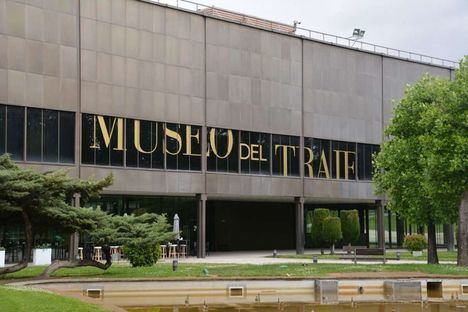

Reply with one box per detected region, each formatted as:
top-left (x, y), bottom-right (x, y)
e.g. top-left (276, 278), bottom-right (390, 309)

top-left (0, 286), bottom-right (107, 312)
top-left (275, 250), bottom-right (458, 261)
top-left (1, 262), bottom-right (468, 280)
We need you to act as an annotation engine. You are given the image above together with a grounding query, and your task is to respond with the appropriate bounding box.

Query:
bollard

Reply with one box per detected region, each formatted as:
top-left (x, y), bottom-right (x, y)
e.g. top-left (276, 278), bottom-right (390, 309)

top-left (273, 249), bottom-right (277, 257)
top-left (313, 255), bottom-right (318, 264)
top-left (172, 259), bottom-right (178, 272)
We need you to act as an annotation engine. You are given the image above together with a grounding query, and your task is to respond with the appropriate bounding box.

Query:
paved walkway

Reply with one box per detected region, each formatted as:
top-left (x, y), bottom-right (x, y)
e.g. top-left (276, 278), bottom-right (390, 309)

top-left (158, 249), bottom-right (456, 265)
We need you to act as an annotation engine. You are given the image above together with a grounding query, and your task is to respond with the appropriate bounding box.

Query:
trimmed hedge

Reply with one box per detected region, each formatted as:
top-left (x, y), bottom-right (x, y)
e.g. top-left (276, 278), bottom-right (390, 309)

top-left (322, 217), bottom-right (342, 245)
top-left (340, 210), bottom-right (360, 244)
top-left (311, 208), bottom-right (330, 247)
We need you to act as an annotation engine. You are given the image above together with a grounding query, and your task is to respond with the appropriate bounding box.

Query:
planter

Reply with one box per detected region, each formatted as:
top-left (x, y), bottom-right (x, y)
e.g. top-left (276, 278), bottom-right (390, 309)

top-left (412, 250), bottom-right (423, 257)
top-left (0, 250), bottom-right (5, 268)
top-left (33, 248), bottom-right (52, 265)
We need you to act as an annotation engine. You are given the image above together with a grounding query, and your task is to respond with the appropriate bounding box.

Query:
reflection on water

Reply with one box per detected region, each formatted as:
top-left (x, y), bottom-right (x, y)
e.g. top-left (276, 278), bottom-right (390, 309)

top-left (126, 302), bottom-right (468, 312)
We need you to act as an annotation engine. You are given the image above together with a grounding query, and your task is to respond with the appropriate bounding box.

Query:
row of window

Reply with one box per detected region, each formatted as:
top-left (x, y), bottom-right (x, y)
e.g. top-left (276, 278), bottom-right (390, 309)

top-left (0, 105), bottom-right (75, 163)
top-left (0, 107), bottom-right (378, 181)
top-left (80, 113), bottom-right (379, 180)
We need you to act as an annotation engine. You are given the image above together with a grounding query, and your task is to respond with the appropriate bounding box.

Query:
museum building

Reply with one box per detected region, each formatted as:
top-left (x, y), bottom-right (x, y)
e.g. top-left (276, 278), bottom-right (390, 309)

top-left (0, 0), bottom-right (457, 259)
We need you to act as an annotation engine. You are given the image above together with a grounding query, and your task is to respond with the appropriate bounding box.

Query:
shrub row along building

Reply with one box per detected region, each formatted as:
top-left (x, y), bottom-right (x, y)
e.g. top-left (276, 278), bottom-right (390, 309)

top-left (0, 0), bottom-right (457, 258)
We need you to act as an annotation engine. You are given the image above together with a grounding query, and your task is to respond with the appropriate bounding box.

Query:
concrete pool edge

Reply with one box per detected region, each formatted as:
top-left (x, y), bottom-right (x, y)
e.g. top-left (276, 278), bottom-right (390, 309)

top-left (7, 276), bottom-right (468, 308)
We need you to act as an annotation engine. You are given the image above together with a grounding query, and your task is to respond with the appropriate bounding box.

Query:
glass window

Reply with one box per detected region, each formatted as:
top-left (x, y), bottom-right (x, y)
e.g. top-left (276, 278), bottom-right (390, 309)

top-left (166, 123), bottom-right (202, 171)
top-left (331, 140), bottom-right (356, 180)
top-left (6, 106), bottom-right (24, 161)
top-left (357, 143), bottom-right (379, 180)
top-left (0, 105), bottom-right (5, 155)
top-left (90, 115), bottom-right (124, 167)
top-left (43, 110), bottom-right (59, 162)
top-left (272, 134), bottom-right (299, 177)
top-left (81, 114), bottom-right (95, 164)
top-left (59, 112), bottom-right (75, 163)
top-left (240, 131), bottom-right (270, 175)
top-left (207, 127), bottom-right (239, 173)
top-left (304, 137), bottom-right (331, 178)
top-left (26, 108), bottom-right (42, 161)
top-left (126, 118), bottom-right (164, 169)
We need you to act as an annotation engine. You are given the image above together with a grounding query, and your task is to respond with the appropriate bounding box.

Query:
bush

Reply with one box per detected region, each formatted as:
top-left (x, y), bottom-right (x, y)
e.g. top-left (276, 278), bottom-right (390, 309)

top-left (322, 217), bottom-right (342, 245)
top-left (123, 244), bottom-right (161, 267)
top-left (311, 208), bottom-right (330, 247)
top-left (404, 234), bottom-right (427, 252)
top-left (340, 210), bottom-right (360, 244)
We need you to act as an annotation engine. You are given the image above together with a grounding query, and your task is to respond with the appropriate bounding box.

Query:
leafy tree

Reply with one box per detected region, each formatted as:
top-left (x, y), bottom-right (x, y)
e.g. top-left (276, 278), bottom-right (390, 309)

top-left (322, 217), bottom-right (342, 254)
top-left (340, 210), bottom-right (360, 247)
top-left (311, 208), bottom-right (329, 254)
top-left (0, 154), bottom-right (113, 275)
top-left (374, 56), bottom-right (468, 265)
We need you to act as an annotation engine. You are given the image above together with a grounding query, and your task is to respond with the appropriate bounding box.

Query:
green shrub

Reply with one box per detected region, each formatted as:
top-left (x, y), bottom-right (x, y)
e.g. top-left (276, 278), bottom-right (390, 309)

top-left (340, 210), bottom-right (360, 244)
top-left (404, 234), bottom-right (427, 252)
top-left (311, 208), bottom-right (330, 247)
top-left (123, 243), bottom-right (161, 267)
top-left (322, 217), bottom-right (342, 245)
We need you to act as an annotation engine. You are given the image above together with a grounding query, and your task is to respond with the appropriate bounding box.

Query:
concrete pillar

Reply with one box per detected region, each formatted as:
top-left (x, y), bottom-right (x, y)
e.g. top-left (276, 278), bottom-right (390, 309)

top-left (376, 200), bottom-right (385, 249)
top-left (197, 194), bottom-right (207, 258)
top-left (443, 224), bottom-right (455, 251)
top-left (295, 197), bottom-right (305, 254)
top-left (69, 193), bottom-right (81, 261)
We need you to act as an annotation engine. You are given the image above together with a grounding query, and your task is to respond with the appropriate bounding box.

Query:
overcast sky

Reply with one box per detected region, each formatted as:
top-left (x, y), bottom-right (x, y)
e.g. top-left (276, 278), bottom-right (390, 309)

top-left (167, 0), bottom-right (468, 62)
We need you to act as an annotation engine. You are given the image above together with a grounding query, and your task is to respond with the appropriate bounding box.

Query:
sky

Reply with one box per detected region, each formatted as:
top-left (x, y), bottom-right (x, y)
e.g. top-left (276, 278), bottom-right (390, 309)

top-left (164, 0), bottom-right (468, 62)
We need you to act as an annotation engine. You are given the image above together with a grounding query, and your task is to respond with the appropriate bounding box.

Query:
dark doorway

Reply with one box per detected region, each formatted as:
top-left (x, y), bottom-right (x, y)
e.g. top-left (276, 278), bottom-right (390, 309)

top-left (207, 201), bottom-right (295, 251)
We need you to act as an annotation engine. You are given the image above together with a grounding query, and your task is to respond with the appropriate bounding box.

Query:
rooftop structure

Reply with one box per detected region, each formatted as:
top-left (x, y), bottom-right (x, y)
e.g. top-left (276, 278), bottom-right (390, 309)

top-left (147, 0), bottom-right (458, 68)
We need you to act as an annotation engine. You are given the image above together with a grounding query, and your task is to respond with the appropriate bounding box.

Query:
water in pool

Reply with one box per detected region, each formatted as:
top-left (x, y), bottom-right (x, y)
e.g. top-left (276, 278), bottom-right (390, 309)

top-left (126, 302), bottom-right (468, 311)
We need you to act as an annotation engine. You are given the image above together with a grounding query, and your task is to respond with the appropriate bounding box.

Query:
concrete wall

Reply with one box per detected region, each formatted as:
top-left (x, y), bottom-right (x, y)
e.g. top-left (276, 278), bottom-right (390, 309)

top-left (382, 58), bottom-right (452, 127)
top-left (80, 0), bottom-right (205, 125)
top-left (0, 0), bottom-right (455, 202)
top-left (206, 18), bottom-right (302, 135)
top-left (0, 0), bottom-right (79, 112)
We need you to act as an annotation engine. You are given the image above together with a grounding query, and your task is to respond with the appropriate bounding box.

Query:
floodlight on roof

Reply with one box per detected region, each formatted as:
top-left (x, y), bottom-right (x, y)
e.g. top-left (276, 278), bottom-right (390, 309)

top-left (352, 28), bottom-right (365, 39)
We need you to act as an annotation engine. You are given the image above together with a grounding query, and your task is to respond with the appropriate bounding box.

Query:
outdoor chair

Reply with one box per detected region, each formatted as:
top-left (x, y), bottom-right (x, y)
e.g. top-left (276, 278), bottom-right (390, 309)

top-left (93, 246), bottom-right (102, 261)
top-left (160, 245), bottom-right (167, 259)
top-left (168, 244), bottom-right (177, 258)
top-left (78, 247), bottom-right (83, 260)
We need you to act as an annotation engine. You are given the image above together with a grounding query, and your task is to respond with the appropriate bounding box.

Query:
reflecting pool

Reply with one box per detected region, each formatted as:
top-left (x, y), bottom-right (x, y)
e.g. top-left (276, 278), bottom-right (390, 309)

top-left (126, 302), bottom-right (468, 311)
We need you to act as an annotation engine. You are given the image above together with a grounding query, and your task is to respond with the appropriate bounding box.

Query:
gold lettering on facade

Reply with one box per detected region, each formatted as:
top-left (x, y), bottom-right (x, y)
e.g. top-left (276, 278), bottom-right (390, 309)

top-left (90, 115), bottom-right (124, 150)
top-left (239, 143), bottom-right (268, 161)
top-left (165, 127), bottom-right (183, 155)
top-left (183, 125), bottom-right (201, 156)
top-left (318, 150), bottom-right (330, 178)
top-left (333, 150), bottom-right (356, 180)
top-left (134, 120), bottom-right (158, 154)
top-left (304, 147), bottom-right (313, 177)
top-left (344, 151), bottom-right (356, 180)
top-left (208, 129), bottom-right (233, 159)
top-left (274, 144), bottom-right (296, 176)
top-left (240, 143), bottom-right (250, 160)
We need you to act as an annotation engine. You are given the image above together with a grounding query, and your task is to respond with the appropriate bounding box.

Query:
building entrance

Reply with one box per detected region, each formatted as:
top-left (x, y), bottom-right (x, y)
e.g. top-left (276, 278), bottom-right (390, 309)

top-left (206, 201), bottom-right (295, 251)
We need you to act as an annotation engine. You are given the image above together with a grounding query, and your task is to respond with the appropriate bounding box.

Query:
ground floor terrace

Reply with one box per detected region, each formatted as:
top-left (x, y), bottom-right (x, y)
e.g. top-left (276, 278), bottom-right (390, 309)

top-left (0, 194), bottom-right (457, 263)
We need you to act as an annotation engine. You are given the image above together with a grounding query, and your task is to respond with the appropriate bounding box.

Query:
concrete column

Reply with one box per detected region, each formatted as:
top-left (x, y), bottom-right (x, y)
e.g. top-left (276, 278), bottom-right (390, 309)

top-left (376, 200), bottom-right (385, 249)
top-left (69, 193), bottom-right (81, 261)
top-left (197, 194), bottom-right (207, 258)
top-left (295, 197), bottom-right (305, 254)
top-left (443, 224), bottom-right (455, 251)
